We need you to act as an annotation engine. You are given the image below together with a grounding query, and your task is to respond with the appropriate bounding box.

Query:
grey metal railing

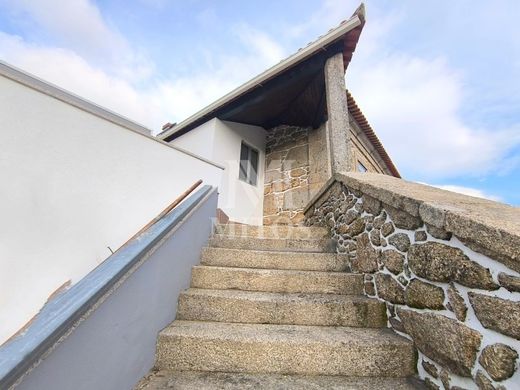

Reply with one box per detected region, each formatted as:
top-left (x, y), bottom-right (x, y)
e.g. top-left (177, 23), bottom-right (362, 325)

top-left (0, 183), bottom-right (213, 389)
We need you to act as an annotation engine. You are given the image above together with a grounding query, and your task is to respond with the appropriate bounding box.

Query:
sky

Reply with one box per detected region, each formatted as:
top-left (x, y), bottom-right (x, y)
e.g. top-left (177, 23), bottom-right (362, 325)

top-left (0, 0), bottom-right (519, 205)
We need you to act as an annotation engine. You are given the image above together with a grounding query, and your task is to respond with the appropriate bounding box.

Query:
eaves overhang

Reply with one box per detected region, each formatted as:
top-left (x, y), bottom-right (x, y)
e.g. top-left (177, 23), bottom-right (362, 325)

top-left (159, 5), bottom-right (366, 142)
top-left (347, 90), bottom-right (401, 178)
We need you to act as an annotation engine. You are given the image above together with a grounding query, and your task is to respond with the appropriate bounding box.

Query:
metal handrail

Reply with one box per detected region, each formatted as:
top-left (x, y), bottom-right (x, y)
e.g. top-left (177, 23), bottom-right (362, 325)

top-left (0, 182), bottom-right (212, 389)
top-left (120, 179), bottom-right (202, 248)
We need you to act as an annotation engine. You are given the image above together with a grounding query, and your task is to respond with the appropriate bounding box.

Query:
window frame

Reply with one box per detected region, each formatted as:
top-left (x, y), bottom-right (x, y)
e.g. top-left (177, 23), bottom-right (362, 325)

top-left (238, 141), bottom-right (259, 186)
top-left (357, 161), bottom-right (368, 173)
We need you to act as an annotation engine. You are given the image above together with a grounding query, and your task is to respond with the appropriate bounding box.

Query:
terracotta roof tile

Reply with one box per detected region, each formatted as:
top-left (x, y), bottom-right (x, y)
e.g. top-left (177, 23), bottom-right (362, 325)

top-left (347, 90), bottom-right (400, 178)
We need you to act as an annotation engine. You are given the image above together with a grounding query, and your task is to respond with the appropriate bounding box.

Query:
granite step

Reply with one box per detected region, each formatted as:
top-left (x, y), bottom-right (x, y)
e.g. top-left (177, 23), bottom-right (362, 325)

top-left (156, 321), bottom-right (417, 377)
top-left (208, 234), bottom-right (335, 253)
top-left (200, 247), bottom-right (349, 271)
top-left (190, 266), bottom-right (364, 295)
top-left (135, 371), bottom-right (426, 390)
top-left (214, 223), bottom-right (329, 240)
top-left (177, 288), bottom-right (386, 327)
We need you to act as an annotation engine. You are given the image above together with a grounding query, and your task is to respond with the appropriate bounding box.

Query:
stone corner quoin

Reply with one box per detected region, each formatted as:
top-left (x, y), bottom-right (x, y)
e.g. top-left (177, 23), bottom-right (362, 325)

top-left (304, 172), bottom-right (520, 390)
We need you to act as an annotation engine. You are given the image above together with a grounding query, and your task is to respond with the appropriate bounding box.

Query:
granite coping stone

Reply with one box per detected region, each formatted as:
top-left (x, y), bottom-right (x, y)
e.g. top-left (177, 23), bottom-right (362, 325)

top-left (305, 172), bottom-right (520, 272)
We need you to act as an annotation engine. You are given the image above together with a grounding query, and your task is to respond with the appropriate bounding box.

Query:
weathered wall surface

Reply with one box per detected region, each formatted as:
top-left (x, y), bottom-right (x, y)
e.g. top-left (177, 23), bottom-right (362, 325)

top-left (263, 123), bottom-right (329, 225)
top-left (263, 112), bottom-right (394, 226)
top-left (305, 173), bottom-right (520, 390)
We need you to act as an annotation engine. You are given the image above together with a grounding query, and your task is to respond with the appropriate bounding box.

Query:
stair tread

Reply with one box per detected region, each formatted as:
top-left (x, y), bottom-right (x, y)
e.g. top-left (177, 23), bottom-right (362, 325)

top-left (210, 234), bottom-right (328, 243)
top-left (160, 320), bottom-right (411, 346)
top-left (180, 288), bottom-right (378, 303)
top-left (156, 321), bottom-right (416, 376)
top-left (190, 266), bottom-right (364, 294)
top-left (215, 223), bottom-right (329, 239)
top-left (136, 371), bottom-right (426, 390)
top-left (193, 265), bottom-right (359, 277)
top-left (201, 247), bottom-right (348, 271)
top-left (177, 288), bottom-right (386, 327)
top-left (209, 234), bottom-right (335, 253)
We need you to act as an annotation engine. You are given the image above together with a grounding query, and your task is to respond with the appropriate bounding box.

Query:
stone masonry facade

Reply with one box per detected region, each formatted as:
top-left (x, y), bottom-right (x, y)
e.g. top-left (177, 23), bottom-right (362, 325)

top-left (305, 178), bottom-right (520, 390)
top-left (263, 112), bottom-right (396, 226)
top-left (263, 123), bottom-right (329, 226)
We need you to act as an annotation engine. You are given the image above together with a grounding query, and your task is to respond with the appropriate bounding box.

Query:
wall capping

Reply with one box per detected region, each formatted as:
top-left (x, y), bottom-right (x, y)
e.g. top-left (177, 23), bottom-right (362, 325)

top-left (0, 61), bottom-right (225, 170)
top-left (0, 61), bottom-right (152, 136)
top-left (305, 178), bottom-right (520, 389)
top-left (305, 172), bottom-right (520, 272)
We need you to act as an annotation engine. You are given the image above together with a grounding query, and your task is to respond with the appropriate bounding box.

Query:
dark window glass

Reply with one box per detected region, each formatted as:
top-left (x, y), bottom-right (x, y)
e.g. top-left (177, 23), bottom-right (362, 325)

top-left (239, 143), bottom-right (249, 181)
top-left (239, 142), bottom-right (259, 186)
top-left (249, 149), bottom-right (258, 185)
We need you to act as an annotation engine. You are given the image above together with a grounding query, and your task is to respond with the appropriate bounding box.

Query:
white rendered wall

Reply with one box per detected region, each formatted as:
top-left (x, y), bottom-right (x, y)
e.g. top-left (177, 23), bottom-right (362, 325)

top-left (213, 120), bottom-right (266, 225)
top-left (170, 118), bottom-right (266, 225)
top-left (168, 119), bottom-right (217, 160)
top-left (0, 74), bottom-right (223, 345)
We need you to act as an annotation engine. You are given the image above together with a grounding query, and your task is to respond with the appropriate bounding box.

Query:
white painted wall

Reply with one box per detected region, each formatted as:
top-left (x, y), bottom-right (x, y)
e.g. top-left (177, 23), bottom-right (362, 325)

top-left (169, 119), bottom-right (216, 159)
top-left (170, 118), bottom-right (266, 225)
top-left (214, 120), bottom-right (266, 225)
top-left (0, 74), bottom-right (223, 345)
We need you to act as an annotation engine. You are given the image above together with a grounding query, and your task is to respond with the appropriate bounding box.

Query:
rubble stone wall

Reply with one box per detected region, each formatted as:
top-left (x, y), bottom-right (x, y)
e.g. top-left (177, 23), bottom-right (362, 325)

top-left (305, 173), bottom-right (520, 390)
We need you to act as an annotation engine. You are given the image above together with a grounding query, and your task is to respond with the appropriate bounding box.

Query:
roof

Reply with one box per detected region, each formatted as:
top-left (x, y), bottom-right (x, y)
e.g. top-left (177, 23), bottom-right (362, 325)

top-left (347, 90), bottom-right (401, 178)
top-left (159, 4), bottom-right (366, 141)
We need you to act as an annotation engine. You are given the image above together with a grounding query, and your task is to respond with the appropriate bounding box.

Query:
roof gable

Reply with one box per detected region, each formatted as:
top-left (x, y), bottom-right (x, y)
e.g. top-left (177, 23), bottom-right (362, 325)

top-left (159, 5), bottom-right (366, 141)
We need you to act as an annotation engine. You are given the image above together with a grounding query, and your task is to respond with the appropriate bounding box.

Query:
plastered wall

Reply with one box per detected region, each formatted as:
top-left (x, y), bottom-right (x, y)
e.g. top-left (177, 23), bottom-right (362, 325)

top-left (0, 74), bottom-right (222, 345)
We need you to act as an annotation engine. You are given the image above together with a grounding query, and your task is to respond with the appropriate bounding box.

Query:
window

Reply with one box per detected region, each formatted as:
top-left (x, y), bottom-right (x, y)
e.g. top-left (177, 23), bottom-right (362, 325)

top-left (239, 142), bottom-right (259, 185)
top-left (357, 161), bottom-right (368, 173)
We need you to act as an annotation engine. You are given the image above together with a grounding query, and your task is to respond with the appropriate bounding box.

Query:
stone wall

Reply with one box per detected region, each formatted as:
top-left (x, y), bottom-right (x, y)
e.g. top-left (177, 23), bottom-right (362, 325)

top-left (263, 123), bottom-right (329, 225)
top-left (262, 112), bottom-right (398, 225)
top-left (305, 173), bottom-right (520, 390)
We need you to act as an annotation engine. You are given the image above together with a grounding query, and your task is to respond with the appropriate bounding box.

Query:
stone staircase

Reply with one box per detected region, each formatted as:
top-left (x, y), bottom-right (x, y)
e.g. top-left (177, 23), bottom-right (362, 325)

top-left (136, 224), bottom-right (424, 389)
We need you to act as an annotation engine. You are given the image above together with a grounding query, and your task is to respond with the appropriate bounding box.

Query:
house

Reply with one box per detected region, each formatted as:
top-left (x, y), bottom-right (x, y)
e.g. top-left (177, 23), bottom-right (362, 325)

top-left (158, 4), bottom-right (399, 226)
top-left (2, 4), bottom-right (518, 390)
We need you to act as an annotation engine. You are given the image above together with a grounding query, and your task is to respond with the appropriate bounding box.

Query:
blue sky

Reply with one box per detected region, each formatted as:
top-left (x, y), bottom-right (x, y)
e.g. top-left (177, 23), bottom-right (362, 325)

top-left (0, 0), bottom-right (519, 205)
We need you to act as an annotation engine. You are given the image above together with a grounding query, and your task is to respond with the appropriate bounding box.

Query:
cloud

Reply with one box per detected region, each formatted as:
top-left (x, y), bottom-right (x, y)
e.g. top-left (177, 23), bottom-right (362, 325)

top-left (148, 25), bottom-right (286, 129)
top-left (137, 0), bottom-right (171, 8)
top-left (0, 0), bottom-right (153, 79)
top-left (287, 0), bottom-right (360, 39)
top-left (429, 184), bottom-right (501, 202)
top-left (235, 24), bottom-right (286, 66)
top-left (196, 8), bottom-right (218, 27)
top-left (0, 0), bottom-right (286, 133)
top-left (1, 0), bottom-right (518, 177)
top-left (346, 4), bottom-right (520, 180)
top-left (0, 32), bottom-right (163, 127)
top-left (286, 0), bottom-right (520, 180)
top-left (348, 54), bottom-right (520, 179)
